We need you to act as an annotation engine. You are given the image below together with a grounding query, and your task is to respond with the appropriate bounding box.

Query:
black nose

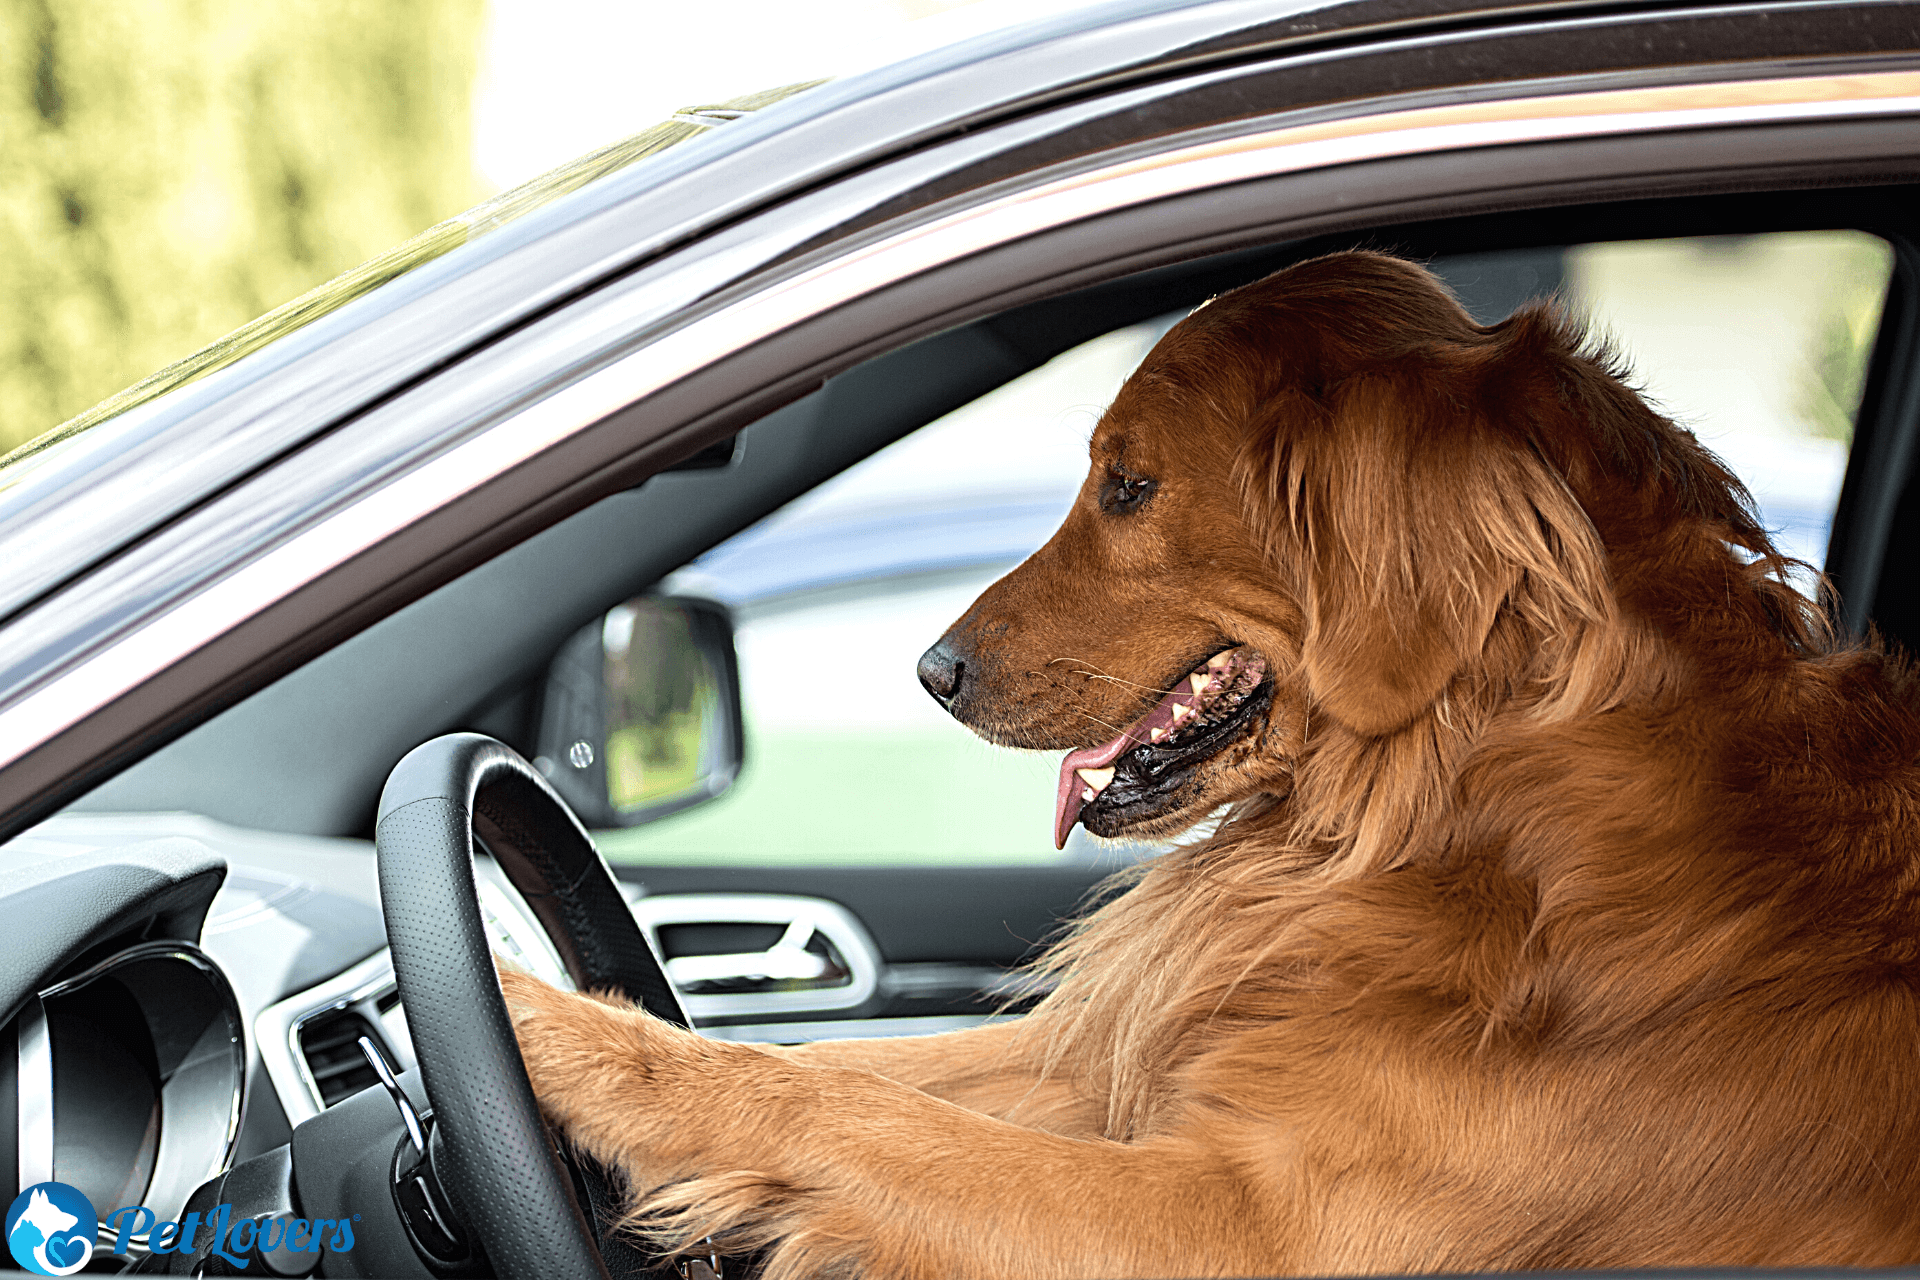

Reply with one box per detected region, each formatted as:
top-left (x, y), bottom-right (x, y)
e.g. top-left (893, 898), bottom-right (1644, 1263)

top-left (917, 637), bottom-right (965, 708)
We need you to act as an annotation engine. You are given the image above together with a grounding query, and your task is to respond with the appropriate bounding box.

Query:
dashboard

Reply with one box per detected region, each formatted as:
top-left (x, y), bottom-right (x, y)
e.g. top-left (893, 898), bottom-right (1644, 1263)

top-left (0, 809), bottom-right (1012, 1272)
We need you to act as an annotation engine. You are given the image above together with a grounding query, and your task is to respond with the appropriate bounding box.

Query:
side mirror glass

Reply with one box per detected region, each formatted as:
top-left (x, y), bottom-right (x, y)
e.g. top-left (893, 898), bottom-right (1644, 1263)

top-left (534, 595), bottom-right (745, 828)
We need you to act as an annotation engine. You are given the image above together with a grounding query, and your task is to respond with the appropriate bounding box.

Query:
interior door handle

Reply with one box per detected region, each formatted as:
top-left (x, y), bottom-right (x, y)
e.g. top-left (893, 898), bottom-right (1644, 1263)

top-left (663, 917), bottom-right (833, 986)
top-left (627, 893), bottom-right (882, 1021)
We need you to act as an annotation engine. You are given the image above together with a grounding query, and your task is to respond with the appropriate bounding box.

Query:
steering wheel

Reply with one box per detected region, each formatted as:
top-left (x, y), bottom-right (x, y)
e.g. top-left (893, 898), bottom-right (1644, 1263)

top-left (375, 732), bottom-right (690, 1279)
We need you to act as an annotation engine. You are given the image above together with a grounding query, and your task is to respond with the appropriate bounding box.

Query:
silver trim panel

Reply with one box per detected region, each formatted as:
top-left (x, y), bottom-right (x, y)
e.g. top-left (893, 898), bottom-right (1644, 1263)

top-left (16, 997), bottom-right (51, 1190)
top-left (248, 923), bottom-right (1009, 1105)
top-left (254, 949), bottom-right (405, 1128)
top-left (881, 961), bottom-right (1056, 1005)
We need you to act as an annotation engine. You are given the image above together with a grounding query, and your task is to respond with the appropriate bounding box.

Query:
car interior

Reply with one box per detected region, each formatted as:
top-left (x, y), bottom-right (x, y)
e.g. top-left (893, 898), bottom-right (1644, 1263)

top-left (5, 177), bottom-right (1916, 1272)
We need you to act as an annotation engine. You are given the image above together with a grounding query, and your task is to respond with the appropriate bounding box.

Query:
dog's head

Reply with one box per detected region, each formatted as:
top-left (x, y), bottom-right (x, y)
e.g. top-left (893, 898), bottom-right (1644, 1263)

top-left (918, 251), bottom-right (1802, 850)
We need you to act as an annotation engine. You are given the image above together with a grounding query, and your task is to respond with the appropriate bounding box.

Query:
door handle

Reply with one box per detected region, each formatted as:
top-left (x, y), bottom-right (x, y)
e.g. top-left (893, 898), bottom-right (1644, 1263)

top-left (627, 893), bottom-right (882, 1021)
top-left (663, 916), bottom-right (836, 987)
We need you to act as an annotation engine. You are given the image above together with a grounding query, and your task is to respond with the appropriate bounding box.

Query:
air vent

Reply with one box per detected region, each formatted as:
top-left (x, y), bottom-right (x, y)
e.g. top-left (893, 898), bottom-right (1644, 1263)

top-left (298, 1008), bottom-right (381, 1107)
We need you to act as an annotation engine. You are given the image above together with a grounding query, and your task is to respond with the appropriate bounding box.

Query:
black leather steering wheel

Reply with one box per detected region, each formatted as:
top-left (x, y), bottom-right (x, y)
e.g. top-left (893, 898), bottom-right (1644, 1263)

top-left (375, 733), bottom-right (690, 1280)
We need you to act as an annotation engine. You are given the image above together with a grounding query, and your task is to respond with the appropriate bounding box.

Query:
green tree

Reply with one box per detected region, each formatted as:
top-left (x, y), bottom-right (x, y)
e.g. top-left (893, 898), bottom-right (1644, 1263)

top-left (0, 0), bottom-right (485, 453)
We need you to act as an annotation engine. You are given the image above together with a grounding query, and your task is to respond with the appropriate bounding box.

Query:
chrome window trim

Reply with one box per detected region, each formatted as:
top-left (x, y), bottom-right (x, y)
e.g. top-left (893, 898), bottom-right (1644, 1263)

top-left (2, 70), bottom-right (1917, 774)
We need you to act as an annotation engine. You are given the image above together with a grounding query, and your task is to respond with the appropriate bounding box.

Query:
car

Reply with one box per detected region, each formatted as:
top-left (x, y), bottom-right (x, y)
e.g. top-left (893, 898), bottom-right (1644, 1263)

top-left (3, 0), bottom-right (1920, 1275)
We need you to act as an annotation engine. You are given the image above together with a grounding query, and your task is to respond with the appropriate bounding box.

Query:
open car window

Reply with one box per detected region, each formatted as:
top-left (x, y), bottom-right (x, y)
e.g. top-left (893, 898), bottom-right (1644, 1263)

top-left (582, 229), bottom-right (1895, 868)
top-left (597, 319), bottom-right (1173, 866)
top-left (1564, 231), bottom-right (1891, 577)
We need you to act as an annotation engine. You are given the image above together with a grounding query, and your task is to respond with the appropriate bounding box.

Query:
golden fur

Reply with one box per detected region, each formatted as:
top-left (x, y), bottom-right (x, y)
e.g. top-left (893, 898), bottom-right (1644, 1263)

top-left (503, 251), bottom-right (1920, 1278)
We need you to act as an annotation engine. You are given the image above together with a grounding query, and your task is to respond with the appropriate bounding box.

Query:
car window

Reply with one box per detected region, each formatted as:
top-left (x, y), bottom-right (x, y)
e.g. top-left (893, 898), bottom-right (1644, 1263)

top-left (597, 321), bottom-right (1170, 867)
top-left (1564, 231), bottom-right (1890, 581)
top-left (593, 229), bottom-right (1894, 868)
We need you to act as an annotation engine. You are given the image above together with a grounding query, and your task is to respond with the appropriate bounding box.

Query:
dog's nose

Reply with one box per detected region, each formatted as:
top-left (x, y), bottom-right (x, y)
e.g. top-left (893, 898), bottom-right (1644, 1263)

top-left (917, 637), bottom-right (965, 708)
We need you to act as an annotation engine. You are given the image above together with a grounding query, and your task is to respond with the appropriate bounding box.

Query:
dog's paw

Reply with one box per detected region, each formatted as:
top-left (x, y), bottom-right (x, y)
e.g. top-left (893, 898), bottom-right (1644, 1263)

top-left (496, 962), bottom-right (652, 1129)
top-left (496, 961), bottom-right (834, 1259)
top-left (495, 960), bottom-right (730, 1178)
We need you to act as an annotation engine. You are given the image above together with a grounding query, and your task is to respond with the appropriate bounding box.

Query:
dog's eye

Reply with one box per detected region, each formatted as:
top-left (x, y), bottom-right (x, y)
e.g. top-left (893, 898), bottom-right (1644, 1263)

top-left (1101, 471), bottom-right (1157, 513)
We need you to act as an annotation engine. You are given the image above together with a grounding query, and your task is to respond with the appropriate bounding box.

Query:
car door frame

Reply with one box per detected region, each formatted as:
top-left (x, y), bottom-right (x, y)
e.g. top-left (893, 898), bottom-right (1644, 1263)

top-left (4, 55), bottom-right (1920, 836)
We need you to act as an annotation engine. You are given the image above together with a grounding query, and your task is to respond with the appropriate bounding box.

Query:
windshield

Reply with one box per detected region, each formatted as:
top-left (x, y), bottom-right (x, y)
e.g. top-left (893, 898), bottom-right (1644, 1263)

top-left (0, 80), bottom-right (822, 483)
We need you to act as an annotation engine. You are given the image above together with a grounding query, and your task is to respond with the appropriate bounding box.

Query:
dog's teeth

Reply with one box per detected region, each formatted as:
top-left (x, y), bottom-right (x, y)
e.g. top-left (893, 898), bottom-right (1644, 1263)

top-left (1170, 702), bottom-right (1194, 723)
top-left (1189, 673), bottom-right (1211, 696)
top-left (1149, 726), bottom-right (1167, 742)
top-left (1208, 651), bottom-right (1234, 669)
top-left (1082, 788), bottom-right (1095, 801)
top-left (1076, 766), bottom-right (1116, 794)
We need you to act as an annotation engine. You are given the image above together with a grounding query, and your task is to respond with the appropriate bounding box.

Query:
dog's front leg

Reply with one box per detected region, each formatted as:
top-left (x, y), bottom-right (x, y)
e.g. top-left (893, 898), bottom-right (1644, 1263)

top-left (762, 1020), bottom-right (1106, 1136)
top-left (503, 970), bottom-right (1278, 1280)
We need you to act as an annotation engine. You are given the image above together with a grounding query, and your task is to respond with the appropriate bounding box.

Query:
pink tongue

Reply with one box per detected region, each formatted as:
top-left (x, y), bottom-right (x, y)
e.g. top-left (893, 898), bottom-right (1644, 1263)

top-left (1053, 727), bottom-right (1148, 850)
top-left (1053, 651), bottom-right (1248, 850)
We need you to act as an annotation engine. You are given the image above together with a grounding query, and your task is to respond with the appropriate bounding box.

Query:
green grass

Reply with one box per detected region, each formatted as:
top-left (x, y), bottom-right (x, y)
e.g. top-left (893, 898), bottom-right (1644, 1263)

top-left (595, 728), bottom-right (1067, 865)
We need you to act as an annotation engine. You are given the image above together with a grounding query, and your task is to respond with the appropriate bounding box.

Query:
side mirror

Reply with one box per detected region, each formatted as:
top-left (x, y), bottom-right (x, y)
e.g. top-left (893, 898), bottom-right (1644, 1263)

top-left (533, 595), bottom-right (745, 828)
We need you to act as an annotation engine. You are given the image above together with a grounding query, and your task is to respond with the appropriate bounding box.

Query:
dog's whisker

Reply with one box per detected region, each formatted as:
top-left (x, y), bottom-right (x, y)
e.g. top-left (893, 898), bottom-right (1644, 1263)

top-left (1075, 670), bottom-right (1185, 697)
top-left (1050, 656), bottom-right (1184, 697)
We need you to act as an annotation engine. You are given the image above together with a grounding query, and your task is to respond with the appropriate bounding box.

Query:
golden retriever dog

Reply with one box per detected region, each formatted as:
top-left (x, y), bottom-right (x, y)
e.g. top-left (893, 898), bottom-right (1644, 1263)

top-left (501, 251), bottom-right (1920, 1278)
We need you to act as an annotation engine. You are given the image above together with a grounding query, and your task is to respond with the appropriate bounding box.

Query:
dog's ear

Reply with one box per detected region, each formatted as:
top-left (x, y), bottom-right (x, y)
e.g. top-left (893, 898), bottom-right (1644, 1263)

top-left (1246, 360), bottom-right (1609, 737)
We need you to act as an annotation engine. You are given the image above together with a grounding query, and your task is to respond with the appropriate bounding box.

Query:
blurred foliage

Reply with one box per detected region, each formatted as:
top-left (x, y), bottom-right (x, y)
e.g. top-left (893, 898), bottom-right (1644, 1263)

top-left (1800, 236), bottom-right (1894, 443)
top-left (0, 0), bottom-right (487, 454)
top-left (607, 715), bottom-right (706, 811)
top-left (0, 65), bottom-right (827, 472)
top-left (596, 729), bottom-right (1068, 865)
